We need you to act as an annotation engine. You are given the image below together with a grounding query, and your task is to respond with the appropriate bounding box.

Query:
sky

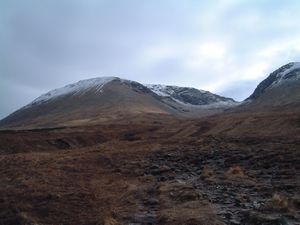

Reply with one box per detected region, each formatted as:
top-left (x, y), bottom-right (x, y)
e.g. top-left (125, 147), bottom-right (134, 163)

top-left (1, 0), bottom-right (300, 119)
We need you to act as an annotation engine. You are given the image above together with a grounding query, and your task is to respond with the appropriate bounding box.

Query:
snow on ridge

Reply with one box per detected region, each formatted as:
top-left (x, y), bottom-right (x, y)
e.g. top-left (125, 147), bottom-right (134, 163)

top-left (30, 77), bottom-right (119, 105)
top-left (145, 84), bottom-right (207, 97)
top-left (145, 84), bottom-right (236, 106)
top-left (144, 84), bottom-right (170, 96)
top-left (271, 62), bottom-right (300, 87)
top-left (278, 62), bottom-right (300, 78)
top-left (167, 95), bottom-right (240, 109)
top-left (25, 77), bottom-right (237, 108)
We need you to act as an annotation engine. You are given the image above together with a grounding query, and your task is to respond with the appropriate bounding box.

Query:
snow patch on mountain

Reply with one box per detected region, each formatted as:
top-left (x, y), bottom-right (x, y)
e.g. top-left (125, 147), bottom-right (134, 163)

top-left (144, 84), bottom-right (171, 96)
top-left (25, 77), bottom-right (237, 109)
top-left (172, 94), bottom-right (240, 107)
top-left (145, 84), bottom-right (207, 97)
top-left (30, 77), bottom-right (119, 106)
top-left (145, 84), bottom-right (236, 106)
top-left (271, 62), bottom-right (300, 87)
top-left (246, 62), bottom-right (300, 101)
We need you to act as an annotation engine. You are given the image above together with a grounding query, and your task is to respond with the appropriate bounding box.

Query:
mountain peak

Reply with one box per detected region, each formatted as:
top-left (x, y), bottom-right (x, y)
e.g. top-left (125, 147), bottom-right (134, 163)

top-left (270, 62), bottom-right (300, 86)
top-left (246, 62), bottom-right (300, 101)
top-left (29, 77), bottom-right (122, 106)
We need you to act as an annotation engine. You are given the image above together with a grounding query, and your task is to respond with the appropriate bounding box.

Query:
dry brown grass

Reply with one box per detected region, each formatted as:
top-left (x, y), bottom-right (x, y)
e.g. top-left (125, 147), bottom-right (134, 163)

top-left (200, 167), bottom-right (214, 181)
top-left (225, 166), bottom-right (245, 178)
top-left (103, 217), bottom-right (120, 225)
top-left (0, 112), bottom-right (299, 225)
top-left (272, 193), bottom-right (289, 210)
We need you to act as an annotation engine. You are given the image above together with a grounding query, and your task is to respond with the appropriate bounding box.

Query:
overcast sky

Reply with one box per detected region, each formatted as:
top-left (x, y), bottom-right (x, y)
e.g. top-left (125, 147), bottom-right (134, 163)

top-left (1, 0), bottom-right (300, 119)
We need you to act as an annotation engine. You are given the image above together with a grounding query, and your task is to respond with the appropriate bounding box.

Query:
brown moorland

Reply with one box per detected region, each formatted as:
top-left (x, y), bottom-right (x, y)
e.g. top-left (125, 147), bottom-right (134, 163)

top-left (0, 110), bottom-right (299, 225)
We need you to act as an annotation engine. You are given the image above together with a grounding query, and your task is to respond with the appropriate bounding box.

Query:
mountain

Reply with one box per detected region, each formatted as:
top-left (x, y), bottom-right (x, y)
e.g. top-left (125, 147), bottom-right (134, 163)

top-left (0, 77), bottom-right (236, 129)
top-left (2, 62), bottom-right (299, 129)
top-left (242, 62), bottom-right (300, 110)
top-left (0, 78), bottom-right (174, 128)
top-left (145, 84), bottom-right (236, 106)
top-left (246, 62), bottom-right (300, 101)
top-left (145, 84), bottom-right (238, 117)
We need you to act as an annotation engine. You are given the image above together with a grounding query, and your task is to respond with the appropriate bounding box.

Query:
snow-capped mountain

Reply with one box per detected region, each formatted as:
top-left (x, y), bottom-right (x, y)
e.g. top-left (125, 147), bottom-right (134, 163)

top-left (28, 78), bottom-right (236, 108)
top-left (241, 62), bottom-right (300, 110)
top-left (145, 84), bottom-right (236, 106)
top-left (246, 62), bottom-right (300, 101)
top-left (27, 77), bottom-right (156, 107)
top-left (0, 77), bottom-right (237, 128)
top-left (1, 62), bottom-right (299, 129)
top-left (29, 77), bottom-right (118, 106)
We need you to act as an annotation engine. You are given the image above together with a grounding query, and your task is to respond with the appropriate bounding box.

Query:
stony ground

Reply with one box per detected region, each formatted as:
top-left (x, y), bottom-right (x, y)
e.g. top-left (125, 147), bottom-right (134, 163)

top-left (0, 113), bottom-right (299, 225)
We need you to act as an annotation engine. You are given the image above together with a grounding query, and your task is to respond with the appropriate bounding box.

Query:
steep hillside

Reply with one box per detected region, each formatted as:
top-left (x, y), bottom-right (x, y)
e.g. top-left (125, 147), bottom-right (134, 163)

top-left (242, 62), bottom-right (300, 110)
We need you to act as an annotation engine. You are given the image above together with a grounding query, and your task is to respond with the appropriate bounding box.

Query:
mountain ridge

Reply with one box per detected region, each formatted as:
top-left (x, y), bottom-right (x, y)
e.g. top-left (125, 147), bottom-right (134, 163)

top-left (145, 84), bottom-right (236, 106)
top-left (1, 62), bottom-right (300, 129)
top-left (246, 62), bottom-right (300, 101)
top-left (0, 78), bottom-right (236, 129)
top-left (27, 77), bottom-right (236, 108)
top-left (239, 62), bottom-right (300, 110)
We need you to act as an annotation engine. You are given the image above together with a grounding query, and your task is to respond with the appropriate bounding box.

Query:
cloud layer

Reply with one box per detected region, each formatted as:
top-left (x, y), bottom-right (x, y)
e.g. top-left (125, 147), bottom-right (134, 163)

top-left (1, 0), bottom-right (300, 118)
